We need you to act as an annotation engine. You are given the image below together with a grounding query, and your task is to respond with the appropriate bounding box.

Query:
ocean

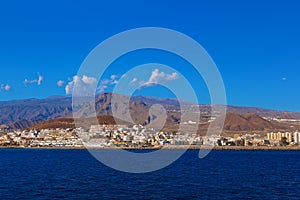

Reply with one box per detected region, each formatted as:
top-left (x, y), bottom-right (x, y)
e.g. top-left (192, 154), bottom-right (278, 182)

top-left (0, 149), bottom-right (299, 199)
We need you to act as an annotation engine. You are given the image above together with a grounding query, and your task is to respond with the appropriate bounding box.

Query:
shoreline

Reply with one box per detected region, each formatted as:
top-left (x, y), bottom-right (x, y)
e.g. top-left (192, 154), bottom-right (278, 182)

top-left (1, 145), bottom-right (300, 151)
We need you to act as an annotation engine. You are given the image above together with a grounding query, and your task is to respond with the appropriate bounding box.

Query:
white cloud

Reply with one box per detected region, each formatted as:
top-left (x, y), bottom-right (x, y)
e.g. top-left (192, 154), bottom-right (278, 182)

top-left (110, 74), bottom-right (118, 80)
top-left (24, 79), bottom-right (36, 85)
top-left (64, 74), bottom-right (120, 95)
top-left (1, 84), bottom-right (11, 92)
top-left (109, 74), bottom-right (119, 85)
top-left (130, 77), bottom-right (138, 84)
top-left (96, 74), bottom-right (119, 93)
top-left (98, 85), bottom-right (108, 93)
top-left (65, 75), bottom-right (97, 96)
top-left (37, 74), bottom-right (43, 85)
top-left (4, 84), bottom-right (11, 91)
top-left (141, 69), bottom-right (178, 87)
top-left (110, 80), bottom-right (118, 85)
top-left (24, 73), bottom-right (43, 86)
top-left (57, 80), bottom-right (65, 87)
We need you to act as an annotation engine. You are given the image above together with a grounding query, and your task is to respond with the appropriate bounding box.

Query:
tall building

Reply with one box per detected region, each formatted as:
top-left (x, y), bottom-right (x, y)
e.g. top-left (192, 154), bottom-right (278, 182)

top-left (293, 131), bottom-right (300, 144)
top-left (267, 132), bottom-right (293, 143)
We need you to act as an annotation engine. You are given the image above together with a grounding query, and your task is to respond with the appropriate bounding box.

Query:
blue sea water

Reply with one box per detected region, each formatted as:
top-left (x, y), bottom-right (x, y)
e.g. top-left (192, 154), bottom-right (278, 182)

top-left (0, 149), bottom-right (300, 199)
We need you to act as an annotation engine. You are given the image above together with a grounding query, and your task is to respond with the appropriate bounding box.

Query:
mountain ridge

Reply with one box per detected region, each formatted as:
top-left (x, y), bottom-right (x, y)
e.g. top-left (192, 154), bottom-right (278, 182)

top-left (1, 93), bottom-right (300, 130)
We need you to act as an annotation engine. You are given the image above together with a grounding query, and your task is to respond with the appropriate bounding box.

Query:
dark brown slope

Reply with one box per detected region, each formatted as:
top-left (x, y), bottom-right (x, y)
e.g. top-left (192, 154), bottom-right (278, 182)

top-left (209, 112), bottom-right (298, 134)
top-left (28, 115), bottom-right (132, 130)
top-left (222, 113), bottom-right (273, 131)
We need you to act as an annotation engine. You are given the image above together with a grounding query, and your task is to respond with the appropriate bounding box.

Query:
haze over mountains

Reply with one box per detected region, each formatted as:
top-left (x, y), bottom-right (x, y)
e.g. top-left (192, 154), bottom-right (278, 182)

top-left (1, 93), bottom-right (300, 134)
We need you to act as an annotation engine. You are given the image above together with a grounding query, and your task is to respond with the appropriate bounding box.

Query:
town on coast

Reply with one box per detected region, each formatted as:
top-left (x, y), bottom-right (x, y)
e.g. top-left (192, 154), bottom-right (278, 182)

top-left (0, 124), bottom-right (300, 150)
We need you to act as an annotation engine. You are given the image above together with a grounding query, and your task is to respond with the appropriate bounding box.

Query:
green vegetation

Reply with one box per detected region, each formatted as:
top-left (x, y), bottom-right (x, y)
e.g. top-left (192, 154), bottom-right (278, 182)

top-left (280, 137), bottom-right (289, 146)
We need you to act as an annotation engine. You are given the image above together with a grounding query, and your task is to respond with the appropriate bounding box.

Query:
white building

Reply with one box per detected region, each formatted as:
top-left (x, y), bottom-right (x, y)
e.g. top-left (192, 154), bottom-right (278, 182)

top-left (293, 131), bottom-right (300, 144)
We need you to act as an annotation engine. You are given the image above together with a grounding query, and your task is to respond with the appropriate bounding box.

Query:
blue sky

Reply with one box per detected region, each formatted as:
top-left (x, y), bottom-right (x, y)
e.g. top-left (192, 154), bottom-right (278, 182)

top-left (0, 0), bottom-right (300, 111)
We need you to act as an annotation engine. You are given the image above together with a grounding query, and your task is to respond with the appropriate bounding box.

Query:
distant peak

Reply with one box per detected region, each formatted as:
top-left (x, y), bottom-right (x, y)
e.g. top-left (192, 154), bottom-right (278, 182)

top-left (46, 95), bottom-right (67, 99)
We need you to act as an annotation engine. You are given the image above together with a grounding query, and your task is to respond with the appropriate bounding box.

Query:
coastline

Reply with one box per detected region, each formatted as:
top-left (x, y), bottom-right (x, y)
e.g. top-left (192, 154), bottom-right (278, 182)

top-left (1, 145), bottom-right (300, 151)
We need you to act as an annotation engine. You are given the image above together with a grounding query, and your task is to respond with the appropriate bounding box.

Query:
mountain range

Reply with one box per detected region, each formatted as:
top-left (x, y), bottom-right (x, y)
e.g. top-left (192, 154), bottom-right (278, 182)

top-left (1, 93), bottom-right (300, 134)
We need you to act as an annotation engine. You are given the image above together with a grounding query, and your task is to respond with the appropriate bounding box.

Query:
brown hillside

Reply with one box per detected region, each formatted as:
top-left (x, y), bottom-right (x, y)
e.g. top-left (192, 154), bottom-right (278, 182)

top-left (224, 113), bottom-right (273, 131)
top-left (28, 115), bottom-right (131, 130)
top-left (209, 112), bottom-right (288, 133)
